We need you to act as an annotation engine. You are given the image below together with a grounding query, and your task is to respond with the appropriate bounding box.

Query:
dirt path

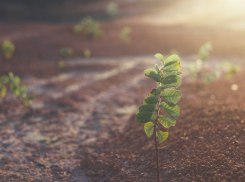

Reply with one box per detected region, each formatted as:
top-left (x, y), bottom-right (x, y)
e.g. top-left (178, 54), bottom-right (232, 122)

top-left (0, 54), bottom-right (245, 181)
top-left (0, 56), bottom-right (155, 181)
top-left (1, 1), bottom-right (245, 181)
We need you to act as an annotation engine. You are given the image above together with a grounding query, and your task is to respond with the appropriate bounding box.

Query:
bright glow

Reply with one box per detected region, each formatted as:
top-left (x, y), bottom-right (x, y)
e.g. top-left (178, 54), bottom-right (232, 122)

top-left (231, 84), bottom-right (238, 91)
top-left (141, 0), bottom-right (245, 30)
top-left (196, 59), bottom-right (202, 65)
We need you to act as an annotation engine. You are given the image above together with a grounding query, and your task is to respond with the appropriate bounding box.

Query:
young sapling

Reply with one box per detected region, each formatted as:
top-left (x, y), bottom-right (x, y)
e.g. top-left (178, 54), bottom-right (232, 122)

top-left (135, 53), bottom-right (182, 182)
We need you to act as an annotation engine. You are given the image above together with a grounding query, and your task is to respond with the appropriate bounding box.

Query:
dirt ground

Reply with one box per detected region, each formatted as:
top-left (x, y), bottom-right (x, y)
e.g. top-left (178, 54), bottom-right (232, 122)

top-left (1, 1), bottom-right (245, 182)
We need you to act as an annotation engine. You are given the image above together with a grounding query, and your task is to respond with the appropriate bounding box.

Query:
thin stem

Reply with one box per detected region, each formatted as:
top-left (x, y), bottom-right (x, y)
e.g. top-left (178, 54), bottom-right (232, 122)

top-left (154, 88), bottom-right (162, 182)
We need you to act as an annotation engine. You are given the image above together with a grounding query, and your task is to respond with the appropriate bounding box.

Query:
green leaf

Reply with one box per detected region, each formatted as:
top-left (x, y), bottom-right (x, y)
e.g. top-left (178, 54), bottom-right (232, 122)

top-left (19, 85), bottom-right (27, 92)
top-left (154, 53), bottom-right (164, 62)
top-left (27, 95), bottom-right (34, 101)
top-left (14, 76), bottom-right (21, 85)
top-left (143, 95), bottom-right (158, 105)
top-left (138, 104), bottom-right (158, 113)
top-left (161, 90), bottom-right (181, 104)
top-left (155, 64), bottom-right (160, 72)
top-left (136, 108), bottom-right (139, 114)
top-left (135, 112), bottom-right (156, 123)
top-left (0, 85), bottom-right (7, 98)
top-left (149, 88), bottom-right (160, 96)
top-left (163, 55), bottom-right (181, 72)
top-left (144, 122), bottom-right (154, 138)
top-left (22, 99), bottom-right (29, 107)
top-left (164, 54), bottom-right (179, 64)
top-left (20, 93), bottom-right (26, 100)
top-left (144, 69), bottom-right (161, 82)
top-left (160, 102), bottom-right (180, 118)
top-left (164, 60), bottom-right (181, 72)
top-left (158, 115), bottom-right (176, 128)
top-left (9, 83), bottom-right (15, 91)
top-left (0, 76), bottom-right (10, 83)
top-left (163, 71), bottom-right (182, 78)
top-left (157, 131), bottom-right (169, 143)
top-left (13, 89), bottom-right (20, 97)
top-left (8, 72), bottom-right (14, 78)
top-left (162, 75), bottom-right (181, 89)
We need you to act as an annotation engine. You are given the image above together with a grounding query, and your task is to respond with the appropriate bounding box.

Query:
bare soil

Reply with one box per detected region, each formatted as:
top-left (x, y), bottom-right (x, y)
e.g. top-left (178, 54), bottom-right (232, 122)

top-left (1, 1), bottom-right (245, 182)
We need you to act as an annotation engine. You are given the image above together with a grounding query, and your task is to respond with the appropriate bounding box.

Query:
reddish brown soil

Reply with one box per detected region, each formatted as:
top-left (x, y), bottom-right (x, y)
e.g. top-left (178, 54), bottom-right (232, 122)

top-left (82, 75), bottom-right (245, 182)
top-left (1, 2), bottom-right (245, 182)
top-left (1, 20), bottom-right (245, 78)
top-left (1, 57), bottom-right (245, 181)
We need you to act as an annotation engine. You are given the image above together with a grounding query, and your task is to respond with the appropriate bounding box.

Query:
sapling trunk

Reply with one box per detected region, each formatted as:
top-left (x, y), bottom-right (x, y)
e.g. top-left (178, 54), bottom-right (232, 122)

top-left (135, 53), bottom-right (182, 182)
top-left (154, 124), bottom-right (160, 182)
top-left (154, 89), bottom-right (162, 182)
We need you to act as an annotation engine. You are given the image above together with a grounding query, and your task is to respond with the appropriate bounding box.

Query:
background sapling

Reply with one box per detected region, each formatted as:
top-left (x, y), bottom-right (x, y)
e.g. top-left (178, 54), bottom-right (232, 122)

top-left (119, 27), bottom-right (132, 43)
top-left (58, 59), bottom-right (65, 68)
top-left (185, 42), bottom-right (213, 84)
top-left (220, 60), bottom-right (240, 79)
top-left (107, 3), bottom-right (119, 18)
top-left (84, 49), bottom-right (91, 58)
top-left (2, 40), bottom-right (15, 59)
top-left (186, 42), bottom-right (240, 87)
top-left (135, 53), bottom-right (182, 182)
top-left (198, 41), bottom-right (212, 62)
top-left (0, 72), bottom-right (34, 107)
top-left (74, 16), bottom-right (104, 39)
top-left (60, 47), bottom-right (73, 57)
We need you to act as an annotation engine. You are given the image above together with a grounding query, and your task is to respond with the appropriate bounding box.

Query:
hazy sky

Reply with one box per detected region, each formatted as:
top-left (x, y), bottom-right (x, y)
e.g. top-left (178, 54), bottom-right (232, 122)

top-left (140, 0), bottom-right (245, 30)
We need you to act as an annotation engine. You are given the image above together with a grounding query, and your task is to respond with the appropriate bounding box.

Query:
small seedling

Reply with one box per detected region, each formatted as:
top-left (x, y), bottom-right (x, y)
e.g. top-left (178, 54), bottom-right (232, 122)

top-left (84, 49), bottom-right (91, 58)
top-left (119, 27), bottom-right (131, 43)
top-left (198, 42), bottom-right (212, 62)
top-left (60, 48), bottom-right (73, 57)
top-left (186, 42), bottom-right (240, 87)
top-left (135, 53), bottom-right (182, 182)
top-left (58, 60), bottom-right (65, 68)
top-left (221, 60), bottom-right (240, 79)
top-left (2, 40), bottom-right (15, 59)
top-left (185, 42), bottom-right (213, 85)
top-left (0, 72), bottom-right (34, 107)
top-left (201, 72), bottom-right (218, 84)
top-left (107, 3), bottom-right (119, 18)
top-left (74, 16), bottom-right (104, 39)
